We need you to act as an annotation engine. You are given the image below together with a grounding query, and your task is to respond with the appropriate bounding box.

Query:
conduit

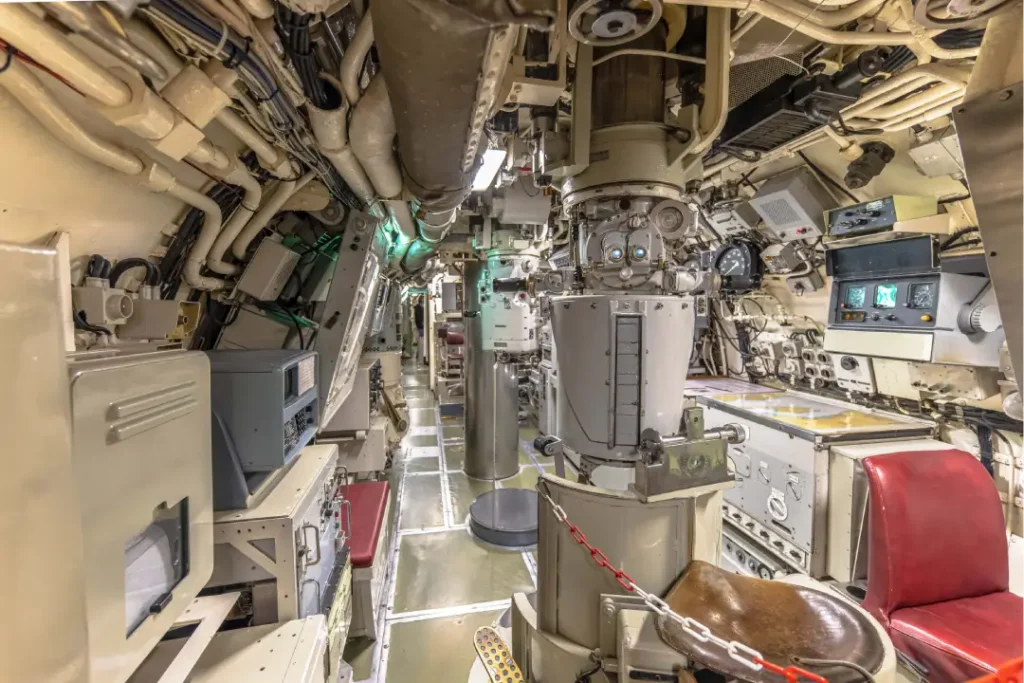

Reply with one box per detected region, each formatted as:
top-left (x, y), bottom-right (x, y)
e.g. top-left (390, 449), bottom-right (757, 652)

top-left (145, 165), bottom-right (227, 291)
top-left (232, 171), bottom-right (316, 260)
top-left (216, 109), bottom-right (282, 168)
top-left (0, 59), bottom-right (144, 176)
top-left (308, 102), bottom-right (375, 204)
top-left (0, 3), bottom-right (132, 107)
top-left (206, 162), bottom-right (263, 275)
top-left (350, 77), bottom-right (403, 199)
top-left (662, 0), bottom-right (919, 45)
top-left (693, 8), bottom-right (730, 155)
top-left (341, 10), bottom-right (374, 107)
top-left (764, 0), bottom-right (887, 28)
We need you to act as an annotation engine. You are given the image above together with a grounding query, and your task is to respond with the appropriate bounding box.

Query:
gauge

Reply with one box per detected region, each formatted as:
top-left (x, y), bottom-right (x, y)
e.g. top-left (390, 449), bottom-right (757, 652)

top-left (908, 282), bottom-right (936, 309)
top-left (632, 246), bottom-right (648, 260)
top-left (874, 284), bottom-right (898, 309)
top-left (607, 247), bottom-right (624, 262)
top-left (844, 286), bottom-right (866, 309)
top-left (713, 241), bottom-right (763, 293)
top-left (757, 565), bottom-right (774, 580)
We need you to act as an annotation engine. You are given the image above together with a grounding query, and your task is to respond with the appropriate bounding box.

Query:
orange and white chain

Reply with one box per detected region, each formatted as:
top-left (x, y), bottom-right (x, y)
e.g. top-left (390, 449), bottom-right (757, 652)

top-left (537, 489), bottom-right (828, 683)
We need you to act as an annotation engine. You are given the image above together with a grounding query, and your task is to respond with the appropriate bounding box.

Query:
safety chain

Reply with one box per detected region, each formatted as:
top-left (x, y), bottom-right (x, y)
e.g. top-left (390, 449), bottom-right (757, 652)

top-left (537, 489), bottom-right (829, 683)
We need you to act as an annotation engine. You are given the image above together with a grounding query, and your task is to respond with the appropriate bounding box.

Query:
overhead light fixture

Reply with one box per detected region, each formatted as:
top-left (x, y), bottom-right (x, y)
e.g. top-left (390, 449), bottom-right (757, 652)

top-left (471, 149), bottom-right (507, 191)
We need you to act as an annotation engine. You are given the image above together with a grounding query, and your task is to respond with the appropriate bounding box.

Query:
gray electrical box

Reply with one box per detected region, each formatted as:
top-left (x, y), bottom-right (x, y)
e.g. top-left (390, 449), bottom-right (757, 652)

top-left (236, 239), bottom-right (300, 301)
top-left (206, 349), bottom-right (319, 510)
top-left (748, 168), bottom-right (836, 242)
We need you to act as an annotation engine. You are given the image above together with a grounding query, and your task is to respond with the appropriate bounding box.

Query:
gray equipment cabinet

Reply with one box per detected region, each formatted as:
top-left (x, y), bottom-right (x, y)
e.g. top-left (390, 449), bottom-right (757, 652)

top-left (206, 349), bottom-right (319, 510)
top-left (700, 390), bottom-right (934, 578)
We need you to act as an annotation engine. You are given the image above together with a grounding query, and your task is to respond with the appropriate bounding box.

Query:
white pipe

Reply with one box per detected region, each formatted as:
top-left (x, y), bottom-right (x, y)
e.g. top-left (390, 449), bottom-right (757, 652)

top-left (896, 0), bottom-right (981, 59)
top-left (0, 4), bottom-right (132, 107)
top-left (764, 0), bottom-right (887, 27)
top-left (694, 8), bottom-right (730, 155)
top-left (144, 166), bottom-right (227, 291)
top-left (350, 76), bottom-right (403, 199)
top-left (206, 162), bottom-right (263, 275)
top-left (122, 18), bottom-right (184, 85)
top-left (853, 82), bottom-right (962, 120)
top-left (387, 199), bottom-right (420, 241)
top-left (842, 64), bottom-right (971, 118)
top-left (216, 109), bottom-right (282, 168)
top-left (731, 13), bottom-right (762, 43)
top-left (0, 59), bottom-right (144, 176)
top-left (119, 21), bottom-right (287, 174)
top-left (232, 172), bottom-right (316, 260)
top-left (662, 0), bottom-right (919, 45)
top-left (879, 92), bottom-right (964, 131)
top-left (308, 103), bottom-right (376, 204)
top-left (186, 140), bottom-right (231, 170)
top-left (341, 10), bottom-right (374, 107)
top-left (237, 0), bottom-right (275, 19)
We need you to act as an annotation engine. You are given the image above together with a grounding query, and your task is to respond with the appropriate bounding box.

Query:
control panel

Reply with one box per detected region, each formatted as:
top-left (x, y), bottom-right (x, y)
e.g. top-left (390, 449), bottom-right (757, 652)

top-left (721, 519), bottom-right (792, 580)
top-left (722, 502), bottom-right (807, 574)
top-left (831, 275), bottom-right (940, 330)
top-left (826, 195), bottom-right (937, 239)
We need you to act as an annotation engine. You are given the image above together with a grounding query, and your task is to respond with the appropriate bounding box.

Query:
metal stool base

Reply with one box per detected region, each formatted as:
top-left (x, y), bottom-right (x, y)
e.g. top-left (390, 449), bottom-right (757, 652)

top-left (468, 488), bottom-right (538, 547)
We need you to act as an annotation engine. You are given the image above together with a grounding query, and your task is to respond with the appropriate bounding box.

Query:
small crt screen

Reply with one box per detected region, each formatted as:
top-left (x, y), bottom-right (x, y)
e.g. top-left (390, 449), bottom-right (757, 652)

top-left (844, 286), bottom-right (866, 309)
top-left (874, 284), bottom-right (898, 309)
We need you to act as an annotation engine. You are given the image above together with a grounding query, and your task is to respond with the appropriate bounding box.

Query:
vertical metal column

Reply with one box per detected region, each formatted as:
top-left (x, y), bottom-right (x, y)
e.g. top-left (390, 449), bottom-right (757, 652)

top-left (463, 260), bottom-right (519, 480)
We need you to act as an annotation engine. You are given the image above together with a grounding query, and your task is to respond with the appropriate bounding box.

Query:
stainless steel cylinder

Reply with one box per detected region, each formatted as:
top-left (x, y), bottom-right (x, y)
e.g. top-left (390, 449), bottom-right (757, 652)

top-left (551, 293), bottom-right (696, 464)
top-left (463, 261), bottom-right (520, 480)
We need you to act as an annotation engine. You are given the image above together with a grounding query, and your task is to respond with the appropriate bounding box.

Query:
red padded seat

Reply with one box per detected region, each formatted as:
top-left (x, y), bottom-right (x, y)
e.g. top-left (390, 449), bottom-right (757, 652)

top-left (862, 449), bottom-right (1023, 683)
top-left (890, 593), bottom-right (1023, 682)
top-left (445, 331), bottom-right (465, 345)
top-left (341, 481), bottom-right (389, 569)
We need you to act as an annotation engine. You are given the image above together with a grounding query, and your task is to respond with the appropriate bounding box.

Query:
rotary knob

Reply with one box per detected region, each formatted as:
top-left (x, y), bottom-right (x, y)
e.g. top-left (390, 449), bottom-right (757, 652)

top-left (970, 305), bottom-right (1002, 333)
top-left (840, 356), bottom-right (859, 371)
top-left (959, 303), bottom-right (1003, 334)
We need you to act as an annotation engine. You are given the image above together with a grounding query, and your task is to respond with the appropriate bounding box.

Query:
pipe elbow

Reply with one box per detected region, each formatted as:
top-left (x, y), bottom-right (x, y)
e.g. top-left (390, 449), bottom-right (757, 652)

top-left (341, 10), bottom-right (374, 107)
top-left (350, 77), bottom-right (403, 199)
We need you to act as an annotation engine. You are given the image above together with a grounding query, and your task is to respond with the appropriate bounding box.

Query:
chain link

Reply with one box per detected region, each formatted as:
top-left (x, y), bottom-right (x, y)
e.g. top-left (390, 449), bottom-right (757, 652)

top-left (538, 489), bottom-right (830, 683)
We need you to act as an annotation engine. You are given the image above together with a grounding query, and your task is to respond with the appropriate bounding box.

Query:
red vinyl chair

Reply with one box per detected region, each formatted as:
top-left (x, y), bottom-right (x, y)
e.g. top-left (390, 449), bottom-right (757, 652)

top-left (862, 449), bottom-right (1023, 683)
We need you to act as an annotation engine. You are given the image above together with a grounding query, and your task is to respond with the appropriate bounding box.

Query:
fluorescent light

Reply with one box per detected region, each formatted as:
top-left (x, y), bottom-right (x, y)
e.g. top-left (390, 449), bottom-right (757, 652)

top-left (472, 149), bottom-right (507, 191)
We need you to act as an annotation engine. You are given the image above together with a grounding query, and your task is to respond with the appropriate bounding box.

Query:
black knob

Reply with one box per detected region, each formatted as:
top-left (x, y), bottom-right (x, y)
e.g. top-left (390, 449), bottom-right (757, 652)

top-left (773, 540), bottom-right (784, 549)
top-left (759, 531), bottom-right (769, 540)
top-left (871, 314), bottom-right (880, 321)
top-left (840, 356), bottom-right (859, 371)
top-left (885, 314), bottom-right (897, 321)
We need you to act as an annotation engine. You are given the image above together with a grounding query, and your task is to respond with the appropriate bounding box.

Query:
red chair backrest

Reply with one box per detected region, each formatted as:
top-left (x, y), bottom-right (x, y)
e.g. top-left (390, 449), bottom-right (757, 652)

top-left (861, 449), bottom-right (1009, 627)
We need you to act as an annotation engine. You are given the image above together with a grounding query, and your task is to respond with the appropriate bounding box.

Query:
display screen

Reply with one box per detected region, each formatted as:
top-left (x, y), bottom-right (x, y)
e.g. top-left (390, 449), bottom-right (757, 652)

top-left (844, 286), bottom-right (866, 309)
top-left (874, 284), bottom-right (898, 309)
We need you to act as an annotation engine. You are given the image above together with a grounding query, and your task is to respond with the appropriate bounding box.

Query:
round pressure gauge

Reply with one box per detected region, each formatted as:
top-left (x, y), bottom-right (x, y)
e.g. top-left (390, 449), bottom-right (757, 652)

top-left (713, 241), bottom-right (763, 293)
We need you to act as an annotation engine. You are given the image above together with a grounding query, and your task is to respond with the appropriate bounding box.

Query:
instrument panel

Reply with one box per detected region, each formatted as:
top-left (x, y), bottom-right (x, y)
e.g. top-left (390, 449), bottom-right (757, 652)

top-left (713, 241), bottom-right (763, 293)
top-left (831, 275), bottom-right (939, 329)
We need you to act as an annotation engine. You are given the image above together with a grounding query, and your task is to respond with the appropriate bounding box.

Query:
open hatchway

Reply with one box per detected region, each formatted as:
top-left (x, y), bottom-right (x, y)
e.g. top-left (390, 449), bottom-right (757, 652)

top-left (341, 349), bottom-right (574, 683)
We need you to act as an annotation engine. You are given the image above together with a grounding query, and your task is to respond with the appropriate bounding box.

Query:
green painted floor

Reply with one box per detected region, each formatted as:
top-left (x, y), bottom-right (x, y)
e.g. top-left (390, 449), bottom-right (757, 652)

top-left (344, 355), bottom-right (567, 683)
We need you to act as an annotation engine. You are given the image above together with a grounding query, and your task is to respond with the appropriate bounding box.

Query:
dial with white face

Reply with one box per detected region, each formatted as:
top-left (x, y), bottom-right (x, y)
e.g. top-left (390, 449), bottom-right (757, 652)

top-left (716, 244), bottom-right (751, 277)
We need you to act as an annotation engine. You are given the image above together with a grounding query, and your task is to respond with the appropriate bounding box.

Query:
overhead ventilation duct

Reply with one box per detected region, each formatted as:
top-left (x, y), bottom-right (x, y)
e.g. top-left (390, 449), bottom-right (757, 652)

top-left (371, 0), bottom-right (557, 213)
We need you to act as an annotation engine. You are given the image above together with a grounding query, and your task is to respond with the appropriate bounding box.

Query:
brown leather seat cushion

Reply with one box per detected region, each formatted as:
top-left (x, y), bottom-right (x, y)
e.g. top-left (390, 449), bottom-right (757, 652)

top-left (656, 561), bottom-right (885, 683)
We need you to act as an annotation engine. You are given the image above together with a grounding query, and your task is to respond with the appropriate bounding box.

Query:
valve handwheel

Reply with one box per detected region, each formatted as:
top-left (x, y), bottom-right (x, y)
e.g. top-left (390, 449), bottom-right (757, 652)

top-left (568, 0), bottom-right (664, 47)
